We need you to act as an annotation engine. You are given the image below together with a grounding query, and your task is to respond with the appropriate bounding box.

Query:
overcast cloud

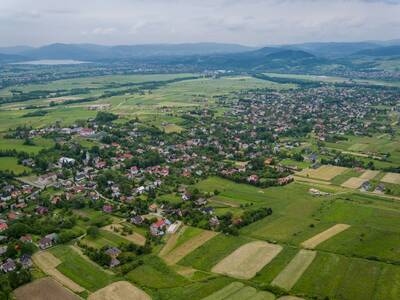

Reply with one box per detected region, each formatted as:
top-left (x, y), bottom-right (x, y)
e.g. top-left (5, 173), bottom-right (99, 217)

top-left (1, 0), bottom-right (400, 47)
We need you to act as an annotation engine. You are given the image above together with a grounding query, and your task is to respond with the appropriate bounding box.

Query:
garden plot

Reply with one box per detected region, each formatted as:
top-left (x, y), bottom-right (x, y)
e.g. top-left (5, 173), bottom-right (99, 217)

top-left (272, 250), bottom-right (316, 291)
top-left (360, 170), bottom-right (380, 180)
top-left (341, 177), bottom-right (367, 189)
top-left (163, 230), bottom-right (218, 265)
top-left (32, 251), bottom-right (85, 293)
top-left (297, 165), bottom-right (347, 181)
top-left (381, 173), bottom-right (400, 185)
top-left (102, 223), bottom-right (146, 246)
top-left (14, 277), bottom-right (80, 300)
top-left (211, 241), bottom-right (282, 279)
top-left (301, 224), bottom-right (350, 249)
top-left (88, 281), bottom-right (151, 300)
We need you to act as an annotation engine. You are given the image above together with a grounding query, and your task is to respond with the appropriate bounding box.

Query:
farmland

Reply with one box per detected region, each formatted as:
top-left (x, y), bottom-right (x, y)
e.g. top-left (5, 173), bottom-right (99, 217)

top-left (1, 66), bottom-right (400, 300)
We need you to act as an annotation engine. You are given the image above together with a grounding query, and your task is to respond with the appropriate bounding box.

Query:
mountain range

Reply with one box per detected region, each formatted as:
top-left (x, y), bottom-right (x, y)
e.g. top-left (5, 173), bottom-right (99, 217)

top-left (1, 40), bottom-right (400, 70)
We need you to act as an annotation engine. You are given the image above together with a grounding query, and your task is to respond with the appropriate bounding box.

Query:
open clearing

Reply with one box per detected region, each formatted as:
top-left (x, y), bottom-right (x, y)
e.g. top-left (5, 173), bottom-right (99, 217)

top-left (296, 165), bottom-right (347, 181)
top-left (211, 241), bottom-right (283, 280)
top-left (102, 223), bottom-right (146, 246)
top-left (301, 224), bottom-right (351, 249)
top-left (88, 281), bottom-right (151, 300)
top-left (360, 170), bottom-right (380, 180)
top-left (203, 282), bottom-right (275, 300)
top-left (381, 173), bottom-right (400, 185)
top-left (14, 277), bottom-right (80, 300)
top-left (32, 251), bottom-right (85, 293)
top-left (272, 250), bottom-right (316, 291)
top-left (163, 230), bottom-right (218, 265)
top-left (341, 177), bottom-right (367, 189)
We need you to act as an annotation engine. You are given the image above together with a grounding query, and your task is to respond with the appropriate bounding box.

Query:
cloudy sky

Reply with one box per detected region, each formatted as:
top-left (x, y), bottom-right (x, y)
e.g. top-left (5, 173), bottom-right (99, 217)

top-left (1, 0), bottom-right (400, 47)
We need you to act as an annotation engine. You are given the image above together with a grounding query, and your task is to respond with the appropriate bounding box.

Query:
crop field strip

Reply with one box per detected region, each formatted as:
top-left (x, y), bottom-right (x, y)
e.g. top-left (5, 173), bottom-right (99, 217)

top-left (271, 249), bottom-right (316, 291)
top-left (301, 224), bottom-right (351, 249)
top-left (164, 230), bottom-right (218, 265)
top-left (211, 241), bottom-right (283, 279)
top-left (88, 281), bottom-right (151, 300)
top-left (341, 177), bottom-right (367, 188)
top-left (296, 165), bottom-right (348, 181)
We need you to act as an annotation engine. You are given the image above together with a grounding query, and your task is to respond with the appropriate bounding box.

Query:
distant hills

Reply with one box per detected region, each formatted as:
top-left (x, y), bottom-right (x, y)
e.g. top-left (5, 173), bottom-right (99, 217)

top-left (0, 43), bottom-right (255, 61)
top-left (1, 40), bottom-right (400, 70)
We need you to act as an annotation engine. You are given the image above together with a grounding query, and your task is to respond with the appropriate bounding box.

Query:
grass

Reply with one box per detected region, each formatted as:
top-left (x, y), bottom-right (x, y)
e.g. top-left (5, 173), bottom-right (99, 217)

top-left (252, 246), bottom-right (299, 284)
top-left (126, 255), bottom-right (188, 289)
top-left (154, 277), bottom-right (235, 300)
top-left (0, 157), bottom-right (30, 174)
top-left (293, 251), bottom-right (400, 300)
top-left (81, 229), bottom-right (130, 249)
top-left (49, 245), bottom-right (116, 292)
top-left (179, 234), bottom-right (252, 271)
top-left (331, 168), bottom-right (362, 185)
top-left (0, 136), bottom-right (53, 153)
top-left (172, 226), bottom-right (204, 251)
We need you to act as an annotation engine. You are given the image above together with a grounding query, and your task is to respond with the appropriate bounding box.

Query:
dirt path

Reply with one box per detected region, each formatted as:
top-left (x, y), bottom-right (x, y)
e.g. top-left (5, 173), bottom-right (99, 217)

top-left (163, 230), bottom-right (218, 265)
top-left (301, 224), bottom-right (350, 249)
top-left (33, 251), bottom-right (85, 293)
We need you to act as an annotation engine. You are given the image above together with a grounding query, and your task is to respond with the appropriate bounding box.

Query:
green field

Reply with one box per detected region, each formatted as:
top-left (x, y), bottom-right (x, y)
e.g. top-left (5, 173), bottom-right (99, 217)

top-left (179, 234), bottom-right (252, 271)
top-left (0, 157), bottom-right (30, 174)
top-left (49, 245), bottom-right (116, 292)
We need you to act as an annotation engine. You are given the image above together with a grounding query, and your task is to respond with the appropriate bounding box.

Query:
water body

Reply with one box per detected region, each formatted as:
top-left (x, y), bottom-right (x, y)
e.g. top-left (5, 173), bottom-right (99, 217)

top-left (12, 59), bottom-right (91, 65)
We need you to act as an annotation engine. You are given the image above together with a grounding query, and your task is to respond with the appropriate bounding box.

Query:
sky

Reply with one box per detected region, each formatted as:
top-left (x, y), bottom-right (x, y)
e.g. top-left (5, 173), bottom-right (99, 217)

top-left (1, 0), bottom-right (400, 47)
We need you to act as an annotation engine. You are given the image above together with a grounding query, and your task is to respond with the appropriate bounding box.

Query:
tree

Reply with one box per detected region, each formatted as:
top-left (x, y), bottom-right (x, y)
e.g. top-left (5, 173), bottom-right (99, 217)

top-left (87, 226), bottom-right (99, 238)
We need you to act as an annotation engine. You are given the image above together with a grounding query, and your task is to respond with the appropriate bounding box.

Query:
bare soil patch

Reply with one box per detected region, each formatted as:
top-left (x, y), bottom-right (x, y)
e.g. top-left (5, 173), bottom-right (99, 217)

top-left (88, 281), bottom-right (151, 300)
top-left (102, 223), bottom-right (146, 246)
top-left (14, 277), bottom-right (80, 300)
top-left (211, 241), bottom-right (282, 280)
top-left (163, 230), bottom-right (218, 265)
top-left (301, 224), bottom-right (350, 249)
top-left (360, 170), bottom-right (380, 180)
top-left (382, 173), bottom-right (400, 185)
top-left (297, 165), bottom-right (347, 181)
top-left (341, 177), bottom-right (366, 189)
top-left (272, 250), bottom-right (316, 291)
top-left (33, 251), bottom-right (85, 293)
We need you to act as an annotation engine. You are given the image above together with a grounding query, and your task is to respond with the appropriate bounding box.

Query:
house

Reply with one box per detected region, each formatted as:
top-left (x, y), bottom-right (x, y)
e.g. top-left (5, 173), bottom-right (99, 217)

top-left (109, 258), bottom-right (120, 268)
top-left (150, 219), bottom-right (166, 236)
top-left (59, 157), bottom-right (76, 166)
top-left (130, 215), bottom-right (144, 225)
top-left (360, 181), bottom-right (371, 192)
top-left (1, 258), bottom-right (16, 273)
top-left (20, 235), bottom-right (33, 243)
top-left (209, 216), bottom-right (220, 227)
top-left (36, 206), bottom-right (49, 215)
top-left (374, 183), bottom-right (385, 193)
top-left (105, 247), bottom-right (121, 258)
top-left (194, 198), bottom-right (207, 206)
top-left (182, 193), bottom-right (192, 201)
top-left (103, 205), bottom-right (113, 213)
top-left (38, 237), bottom-right (53, 249)
top-left (247, 174), bottom-right (259, 183)
top-left (0, 223), bottom-right (8, 232)
top-left (0, 246), bottom-right (7, 256)
top-left (20, 255), bottom-right (32, 269)
top-left (148, 203), bottom-right (158, 213)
